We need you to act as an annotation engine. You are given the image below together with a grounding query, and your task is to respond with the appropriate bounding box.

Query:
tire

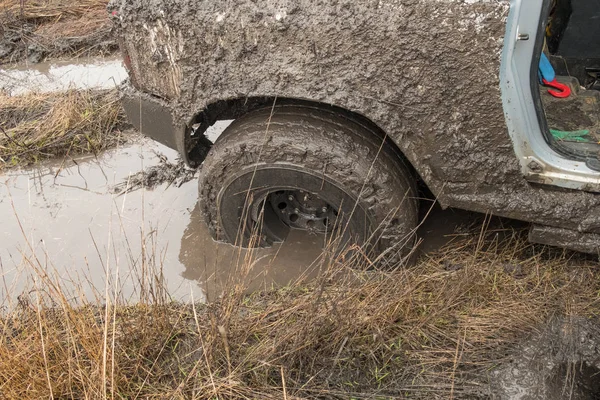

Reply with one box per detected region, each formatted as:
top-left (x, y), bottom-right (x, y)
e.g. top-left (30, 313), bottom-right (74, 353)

top-left (198, 104), bottom-right (418, 262)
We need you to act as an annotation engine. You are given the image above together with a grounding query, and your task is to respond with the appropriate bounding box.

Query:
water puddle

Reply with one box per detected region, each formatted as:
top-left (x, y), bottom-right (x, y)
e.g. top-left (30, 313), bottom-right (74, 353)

top-left (0, 136), bottom-right (469, 306)
top-left (0, 135), bottom-right (330, 305)
top-left (0, 56), bottom-right (127, 95)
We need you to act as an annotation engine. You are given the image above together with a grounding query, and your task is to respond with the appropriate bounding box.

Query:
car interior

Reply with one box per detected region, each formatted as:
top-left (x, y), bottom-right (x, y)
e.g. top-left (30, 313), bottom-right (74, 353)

top-left (537, 0), bottom-right (600, 168)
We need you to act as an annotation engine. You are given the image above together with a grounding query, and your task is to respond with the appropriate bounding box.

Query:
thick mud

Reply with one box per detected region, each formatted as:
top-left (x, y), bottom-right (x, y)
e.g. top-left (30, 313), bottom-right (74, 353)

top-left (113, 0), bottom-right (600, 249)
top-left (490, 317), bottom-right (600, 400)
top-left (0, 143), bottom-right (465, 306)
top-left (198, 105), bottom-right (419, 262)
top-left (0, 112), bottom-right (471, 306)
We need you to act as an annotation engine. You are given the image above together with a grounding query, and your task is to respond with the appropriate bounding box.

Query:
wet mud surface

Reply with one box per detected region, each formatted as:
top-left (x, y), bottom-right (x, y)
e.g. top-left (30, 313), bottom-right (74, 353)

top-left (491, 317), bottom-right (600, 400)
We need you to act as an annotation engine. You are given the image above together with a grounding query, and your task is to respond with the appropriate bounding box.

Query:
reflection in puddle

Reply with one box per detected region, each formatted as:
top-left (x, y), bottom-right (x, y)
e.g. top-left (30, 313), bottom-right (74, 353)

top-left (0, 138), bottom-right (472, 308)
top-left (0, 57), bottom-right (127, 95)
top-left (0, 139), bottom-right (200, 304)
top-left (180, 202), bottom-right (324, 302)
top-left (0, 137), bottom-right (325, 305)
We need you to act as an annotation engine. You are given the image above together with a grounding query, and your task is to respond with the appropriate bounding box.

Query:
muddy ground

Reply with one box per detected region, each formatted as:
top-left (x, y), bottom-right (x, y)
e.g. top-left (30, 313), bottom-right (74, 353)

top-left (0, 6), bottom-right (599, 397)
top-left (0, 0), bottom-right (116, 65)
top-left (2, 121), bottom-right (600, 399)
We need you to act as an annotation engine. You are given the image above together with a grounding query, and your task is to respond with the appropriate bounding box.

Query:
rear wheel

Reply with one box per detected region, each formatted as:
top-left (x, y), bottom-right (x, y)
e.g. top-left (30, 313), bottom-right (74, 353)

top-left (198, 105), bottom-right (418, 262)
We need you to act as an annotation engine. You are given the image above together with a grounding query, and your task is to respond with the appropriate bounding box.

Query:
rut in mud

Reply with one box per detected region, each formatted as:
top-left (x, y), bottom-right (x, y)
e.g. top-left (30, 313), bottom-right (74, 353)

top-left (492, 317), bottom-right (600, 400)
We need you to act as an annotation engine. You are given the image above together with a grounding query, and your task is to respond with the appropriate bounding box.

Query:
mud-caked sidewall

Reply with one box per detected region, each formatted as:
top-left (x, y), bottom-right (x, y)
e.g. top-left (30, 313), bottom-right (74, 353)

top-left (198, 105), bottom-right (419, 261)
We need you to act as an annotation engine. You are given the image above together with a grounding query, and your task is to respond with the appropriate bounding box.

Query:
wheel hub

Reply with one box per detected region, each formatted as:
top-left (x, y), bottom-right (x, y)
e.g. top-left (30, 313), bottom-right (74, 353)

top-left (268, 190), bottom-right (337, 233)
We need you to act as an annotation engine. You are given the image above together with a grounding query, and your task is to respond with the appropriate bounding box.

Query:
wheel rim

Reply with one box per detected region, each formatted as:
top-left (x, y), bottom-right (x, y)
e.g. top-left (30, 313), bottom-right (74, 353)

top-left (217, 165), bottom-right (373, 248)
top-left (267, 190), bottom-right (337, 233)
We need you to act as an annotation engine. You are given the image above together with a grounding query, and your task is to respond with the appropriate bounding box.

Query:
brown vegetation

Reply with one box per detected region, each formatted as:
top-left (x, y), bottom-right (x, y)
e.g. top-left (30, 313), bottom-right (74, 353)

top-left (1, 224), bottom-right (598, 399)
top-left (0, 89), bottom-right (127, 168)
top-left (0, 0), bottom-right (114, 63)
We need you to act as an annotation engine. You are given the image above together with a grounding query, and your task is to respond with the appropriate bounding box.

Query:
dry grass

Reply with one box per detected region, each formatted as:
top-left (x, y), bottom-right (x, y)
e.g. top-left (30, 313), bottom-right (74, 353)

top-left (0, 0), bottom-right (113, 63)
top-left (0, 0), bottom-right (107, 20)
top-left (1, 224), bottom-right (599, 399)
top-left (0, 89), bottom-right (127, 168)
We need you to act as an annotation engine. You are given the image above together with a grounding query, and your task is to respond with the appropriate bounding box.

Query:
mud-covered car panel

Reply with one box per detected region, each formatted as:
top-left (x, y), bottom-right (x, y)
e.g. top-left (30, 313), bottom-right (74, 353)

top-left (111, 0), bottom-right (600, 250)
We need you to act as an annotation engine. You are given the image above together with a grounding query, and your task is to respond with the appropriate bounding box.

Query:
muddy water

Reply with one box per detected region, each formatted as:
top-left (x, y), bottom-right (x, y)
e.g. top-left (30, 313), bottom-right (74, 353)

top-left (0, 135), bottom-right (468, 307)
top-left (0, 137), bottom-right (330, 306)
top-left (0, 51), bottom-right (467, 304)
top-left (0, 57), bottom-right (127, 95)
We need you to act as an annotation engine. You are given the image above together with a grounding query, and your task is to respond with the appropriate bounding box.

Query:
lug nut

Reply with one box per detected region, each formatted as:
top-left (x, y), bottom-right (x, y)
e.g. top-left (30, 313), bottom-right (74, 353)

top-left (321, 206), bottom-right (328, 213)
top-left (288, 195), bottom-right (294, 201)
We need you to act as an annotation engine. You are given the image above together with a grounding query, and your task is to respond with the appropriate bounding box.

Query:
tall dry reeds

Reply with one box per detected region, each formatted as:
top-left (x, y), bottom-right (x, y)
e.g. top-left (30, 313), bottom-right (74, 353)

top-left (1, 222), bottom-right (598, 399)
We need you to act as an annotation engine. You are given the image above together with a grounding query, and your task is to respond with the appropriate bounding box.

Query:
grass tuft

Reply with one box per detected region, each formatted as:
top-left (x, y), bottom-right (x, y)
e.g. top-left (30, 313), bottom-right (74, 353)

top-left (0, 0), bottom-right (113, 63)
top-left (0, 89), bottom-right (126, 168)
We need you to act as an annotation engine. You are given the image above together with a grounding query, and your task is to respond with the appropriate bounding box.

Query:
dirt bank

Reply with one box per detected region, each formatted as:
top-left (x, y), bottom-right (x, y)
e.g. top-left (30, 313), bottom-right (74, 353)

top-left (0, 0), bottom-right (115, 64)
top-left (2, 224), bottom-right (599, 399)
top-left (0, 89), bottom-right (129, 168)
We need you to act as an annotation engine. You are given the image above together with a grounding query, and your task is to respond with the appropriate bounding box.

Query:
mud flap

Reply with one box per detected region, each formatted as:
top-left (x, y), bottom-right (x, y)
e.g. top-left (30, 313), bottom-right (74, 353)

top-left (122, 90), bottom-right (180, 151)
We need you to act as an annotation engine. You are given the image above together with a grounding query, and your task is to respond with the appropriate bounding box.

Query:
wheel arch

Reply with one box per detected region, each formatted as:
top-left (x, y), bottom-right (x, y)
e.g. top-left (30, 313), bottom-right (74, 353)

top-left (186, 96), bottom-right (428, 192)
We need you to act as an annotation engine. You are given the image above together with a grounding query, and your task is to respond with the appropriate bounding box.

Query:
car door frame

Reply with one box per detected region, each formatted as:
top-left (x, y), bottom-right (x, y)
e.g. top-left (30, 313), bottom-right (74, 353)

top-left (500, 0), bottom-right (600, 192)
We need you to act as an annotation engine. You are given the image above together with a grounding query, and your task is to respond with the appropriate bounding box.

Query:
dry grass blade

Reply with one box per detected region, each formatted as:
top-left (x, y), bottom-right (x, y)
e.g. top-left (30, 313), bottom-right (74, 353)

top-left (0, 0), bottom-right (114, 63)
top-left (1, 225), bottom-right (599, 399)
top-left (0, 0), bottom-right (108, 20)
top-left (0, 89), bottom-right (126, 168)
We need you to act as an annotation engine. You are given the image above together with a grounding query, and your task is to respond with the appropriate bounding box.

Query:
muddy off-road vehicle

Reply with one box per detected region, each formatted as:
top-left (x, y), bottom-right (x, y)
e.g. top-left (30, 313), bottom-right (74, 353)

top-left (110, 0), bottom-right (600, 258)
